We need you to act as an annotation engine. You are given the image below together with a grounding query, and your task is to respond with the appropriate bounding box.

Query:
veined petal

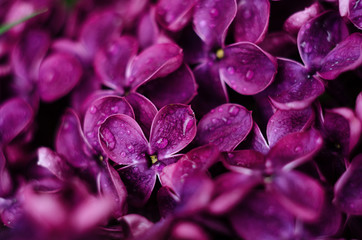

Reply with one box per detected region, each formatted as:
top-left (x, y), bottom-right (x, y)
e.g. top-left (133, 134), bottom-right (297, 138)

top-left (126, 43), bottom-right (183, 89)
top-left (138, 64), bottom-right (197, 108)
top-left (348, 0), bottom-right (362, 29)
top-left (38, 52), bottom-right (83, 102)
top-left (222, 150), bottom-right (265, 172)
top-left (297, 11), bottom-right (349, 71)
top-left (318, 33), bottom-right (362, 80)
top-left (99, 114), bottom-right (149, 165)
top-left (193, 0), bottom-right (237, 47)
top-left (220, 42), bottom-right (277, 95)
top-left (83, 96), bottom-right (134, 153)
top-left (150, 104), bottom-right (196, 158)
top-left (196, 104), bottom-right (253, 152)
top-left (234, 0), bottom-right (270, 43)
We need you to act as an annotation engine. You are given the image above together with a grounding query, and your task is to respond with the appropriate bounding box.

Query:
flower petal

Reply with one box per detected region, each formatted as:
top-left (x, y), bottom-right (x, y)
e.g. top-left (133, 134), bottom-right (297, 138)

top-left (126, 43), bottom-right (183, 89)
top-left (94, 36), bottom-right (138, 92)
top-left (0, 151), bottom-right (12, 197)
top-left (150, 104), bottom-right (196, 158)
top-left (38, 52), bottom-right (83, 102)
top-left (196, 104), bottom-right (253, 152)
top-left (220, 42), bottom-right (277, 95)
top-left (334, 154), bottom-right (362, 215)
top-left (266, 129), bottom-right (323, 170)
top-left (137, 7), bottom-right (159, 49)
top-left (297, 11), bottom-right (349, 70)
top-left (318, 33), bottom-right (362, 80)
top-left (222, 150), bottom-right (265, 172)
top-left (99, 114), bottom-right (149, 165)
top-left (83, 96), bottom-right (134, 153)
top-left (234, 0), bottom-right (270, 43)
top-left (193, 0), bottom-right (237, 47)
top-left (348, 0), bottom-right (362, 29)
top-left (267, 58), bottom-right (324, 110)
top-left (267, 107), bottom-right (315, 147)
top-left (138, 64), bottom-right (197, 108)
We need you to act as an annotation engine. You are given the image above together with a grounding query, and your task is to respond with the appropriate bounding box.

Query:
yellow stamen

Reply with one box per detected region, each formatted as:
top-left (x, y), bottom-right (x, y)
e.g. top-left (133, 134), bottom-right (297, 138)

top-left (150, 155), bottom-right (158, 164)
top-left (216, 49), bottom-right (224, 59)
top-left (99, 155), bottom-right (104, 161)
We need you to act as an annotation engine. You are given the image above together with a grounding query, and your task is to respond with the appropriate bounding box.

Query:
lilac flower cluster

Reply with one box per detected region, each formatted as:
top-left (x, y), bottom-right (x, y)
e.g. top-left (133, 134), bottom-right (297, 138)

top-left (0, 0), bottom-right (362, 239)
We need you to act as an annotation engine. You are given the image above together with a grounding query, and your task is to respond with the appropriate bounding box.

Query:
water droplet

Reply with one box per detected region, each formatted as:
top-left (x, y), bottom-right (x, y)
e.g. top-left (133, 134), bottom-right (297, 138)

top-left (100, 128), bottom-right (116, 150)
top-left (245, 70), bottom-right (254, 80)
top-left (200, 20), bottom-right (207, 27)
top-left (228, 105), bottom-right (240, 116)
top-left (304, 43), bottom-right (312, 53)
top-left (294, 146), bottom-right (302, 152)
top-left (127, 144), bottom-right (135, 153)
top-left (243, 9), bottom-right (252, 19)
top-left (212, 118), bottom-right (219, 124)
top-left (156, 137), bottom-right (168, 149)
top-left (218, 107), bottom-right (224, 112)
top-left (183, 115), bottom-right (194, 135)
top-left (227, 66), bottom-right (235, 75)
top-left (87, 132), bottom-right (94, 138)
top-left (210, 8), bottom-right (219, 17)
top-left (90, 105), bottom-right (97, 114)
top-left (111, 106), bottom-right (119, 112)
top-left (120, 152), bottom-right (126, 157)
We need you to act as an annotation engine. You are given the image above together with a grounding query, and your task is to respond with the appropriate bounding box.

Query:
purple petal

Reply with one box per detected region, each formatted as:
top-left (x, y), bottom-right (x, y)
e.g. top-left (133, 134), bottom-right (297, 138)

top-left (270, 170), bottom-right (324, 221)
top-left (150, 104), bottom-right (196, 158)
top-left (219, 42), bottom-right (277, 95)
top-left (125, 93), bottom-right (158, 139)
top-left (266, 129), bottom-right (323, 170)
top-left (94, 36), bottom-right (138, 92)
top-left (196, 104), bottom-right (253, 152)
top-left (267, 107), bottom-right (315, 147)
top-left (137, 7), bottom-right (159, 49)
top-left (0, 151), bottom-right (12, 197)
top-left (193, 0), bottom-right (237, 47)
top-left (156, 0), bottom-right (197, 31)
top-left (83, 96), bottom-right (134, 153)
top-left (357, 92), bottom-right (362, 121)
top-left (222, 150), bottom-right (265, 171)
top-left (268, 58), bottom-right (324, 110)
top-left (118, 163), bottom-right (156, 207)
top-left (0, 98), bottom-right (33, 146)
top-left (138, 64), bottom-right (197, 108)
top-left (258, 32), bottom-right (297, 58)
top-left (318, 33), bottom-right (362, 80)
top-left (243, 123), bottom-right (270, 155)
top-left (38, 52), bottom-right (83, 102)
top-left (99, 114), bottom-right (149, 165)
top-left (230, 191), bottom-right (296, 240)
top-left (120, 214), bottom-right (154, 239)
top-left (79, 10), bottom-right (123, 59)
top-left (348, 0), bottom-right (362, 29)
top-left (126, 43), bottom-right (183, 89)
top-left (169, 221), bottom-right (210, 240)
top-left (191, 62), bottom-right (229, 117)
top-left (209, 172), bottom-right (262, 214)
top-left (55, 109), bottom-right (93, 169)
top-left (297, 11), bottom-right (349, 70)
top-left (334, 154), bottom-right (362, 215)
top-left (234, 0), bottom-right (270, 43)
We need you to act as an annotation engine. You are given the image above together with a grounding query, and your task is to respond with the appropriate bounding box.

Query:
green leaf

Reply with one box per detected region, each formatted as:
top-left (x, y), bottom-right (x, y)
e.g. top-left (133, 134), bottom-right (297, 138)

top-left (0, 8), bottom-right (48, 35)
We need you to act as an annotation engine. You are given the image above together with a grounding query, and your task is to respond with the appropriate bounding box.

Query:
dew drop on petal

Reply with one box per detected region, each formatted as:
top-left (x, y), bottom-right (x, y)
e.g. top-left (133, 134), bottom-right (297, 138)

top-left (90, 105), bottom-right (97, 114)
top-left (245, 70), bottom-right (254, 80)
top-left (210, 8), bottom-right (219, 17)
top-left (218, 107), bottom-right (223, 112)
top-left (228, 105), bottom-right (240, 116)
top-left (227, 66), bottom-right (235, 75)
top-left (212, 118), bottom-right (218, 124)
top-left (87, 132), bottom-right (94, 138)
top-left (156, 137), bottom-right (168, 149)
top-left (294, 146), bottom-right (302, 153)
top-left (100, 128), bottom-right (116, 150)
top-left (111, 106), bottom-right (119, 112)
top-left (127, 144), bottom-right (135, 153)
top-left (243, 9), bottom-right (252, 19)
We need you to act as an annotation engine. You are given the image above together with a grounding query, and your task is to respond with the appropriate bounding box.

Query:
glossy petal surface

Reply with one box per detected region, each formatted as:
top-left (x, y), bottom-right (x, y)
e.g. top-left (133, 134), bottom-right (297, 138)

top-left (126, 43), bottom-right (183, 89)
top-left (220, 42), bottom-right (277, 95)
top-left (83, 96), bottom-right (134, 153)
top-left (349, 0), bottom-right (362, 29)
top-left (99, 114), bottom-right (149, 165)
top-left (267, 107), bottom-right (315, 147)
top-left (268, 58), bottom-right (324, 110)
top-left (298, 11), bottom-right (349, 70)
top-left (37, 147), bottom-right (72, 181)
top-left (318, 33), bottom-right (362, 80)
top-left (266, 129), bottom-right (323, 170)
top-left (150, 104), bottom-right (196, 158)
top-left (234, 0), bottom-right (269, 43)
top-left (38, 52), bottom-right (83, 102)
top-left (193, 0), bottom-right (237, 47)
top-left (223, 150), bottom-right (265, 171)
top-left (196, 104), bottom-right (253, 152)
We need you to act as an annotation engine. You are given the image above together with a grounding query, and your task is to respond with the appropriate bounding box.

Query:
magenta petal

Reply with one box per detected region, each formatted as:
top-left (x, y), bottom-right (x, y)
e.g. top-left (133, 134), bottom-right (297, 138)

top-left (94, 36), bottom-right (138, 92)
top-left (137, 7), bottom-right (159, 49)
top-left (125, 93), bottom-right (158, 139)
top-left (297, 11), bottom-right (349, 70)
top-left (0, 151), bottom-right (11, 197)
top-left (270, 171), bottom-right (324, 221)
top-left (220, 42), bottom-right (277, 95)
top-left (0, 98), bottom-right (33, 146)
top-left (193, 0), bottom-right (237, 47)
top-left (83, 96), bottom-right (134, 153)
top-left (318, 33), bottom-right (362, 80)
top-left (118, 163), bottom-right (156, 207)
top-left (230, 191), bottom-right (296, 240)
top-left (356, 92), bottom-right (362, 121)
top-left (38, 52), bottom-right (83, 102)
top-left (126, 43), bottom-right (183, 89)
top-left (334, 154), bottom-right (362, 215)
top-left (37, 147), bottom-right (72, 181)
top-left (156, 0), bottom-right (197, 31)
top-left (196, 104), bottom-right (253, 152)
top-left (267, 107), bottom-right (315, 147)
top-left (99, 114), bottom-right (149, 165)
top-left (223, 150), bottom-right (265, 171)
top-left (138, 64), bottom-right (197, 108)
top-left (268, 58), bottom-right (325, 110)
top-left (79, 10), bottom-right (123, 59)
top-left (266, 129), bottom-right (323, 170)
top-left (150, 104), bottom-right (196, 158)
top-left (348, 0), bottom-right (362, 29)
top-left (234, 0), bottom-right (270, 43)
top-left (247, 123), bottom-right (270, 155)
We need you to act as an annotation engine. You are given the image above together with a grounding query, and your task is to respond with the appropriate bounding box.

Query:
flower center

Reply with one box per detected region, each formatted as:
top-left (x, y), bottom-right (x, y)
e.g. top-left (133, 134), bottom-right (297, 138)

top-left (215, 49), bottom-right (224, 59)
top-left (150, 154), bottom-right (158, 165)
